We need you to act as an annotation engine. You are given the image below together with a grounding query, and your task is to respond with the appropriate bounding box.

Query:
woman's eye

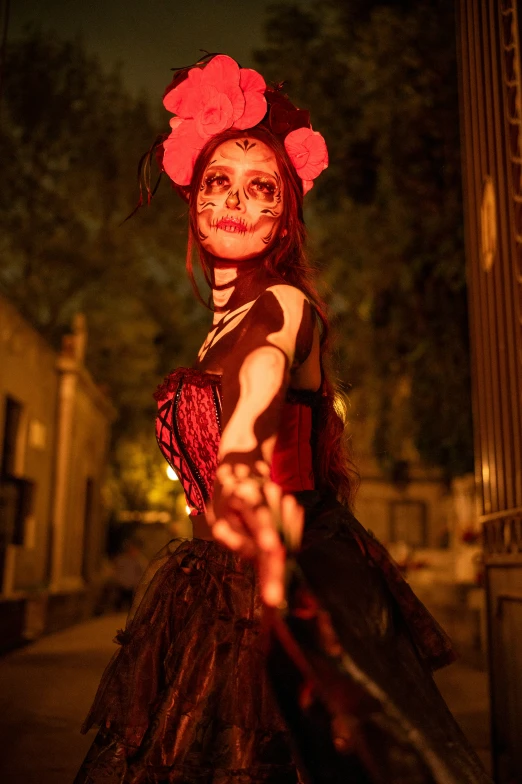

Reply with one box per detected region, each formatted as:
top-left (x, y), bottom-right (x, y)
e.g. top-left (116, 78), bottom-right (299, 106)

top-left (250, 178), bottom-right (276, 196)
top-left (205, 174), bottom-right (229, 188)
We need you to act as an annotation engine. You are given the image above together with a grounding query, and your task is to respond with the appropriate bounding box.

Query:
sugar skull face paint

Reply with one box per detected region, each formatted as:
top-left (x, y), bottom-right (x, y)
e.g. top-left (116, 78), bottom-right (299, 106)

top-left (196, 137), bottom-right (283, 261)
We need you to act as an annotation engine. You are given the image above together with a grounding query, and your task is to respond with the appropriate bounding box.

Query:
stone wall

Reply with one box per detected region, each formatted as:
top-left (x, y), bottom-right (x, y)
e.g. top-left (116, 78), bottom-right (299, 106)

top-left (0, 298), bottom-right (114, 651)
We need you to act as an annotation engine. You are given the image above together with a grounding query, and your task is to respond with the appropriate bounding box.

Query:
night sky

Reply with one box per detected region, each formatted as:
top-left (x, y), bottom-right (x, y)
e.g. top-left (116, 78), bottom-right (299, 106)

top-left (8, 0), bottom-right (305, 97)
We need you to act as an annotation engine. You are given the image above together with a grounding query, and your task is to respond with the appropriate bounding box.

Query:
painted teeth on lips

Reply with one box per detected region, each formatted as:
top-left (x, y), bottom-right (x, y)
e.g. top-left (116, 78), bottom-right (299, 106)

top-left (215, 217), bottom-right (248, 234)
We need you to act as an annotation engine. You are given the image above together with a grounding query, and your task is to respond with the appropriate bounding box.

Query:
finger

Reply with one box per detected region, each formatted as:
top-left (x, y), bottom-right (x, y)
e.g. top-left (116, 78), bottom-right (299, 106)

top-left (212, 520), bottom-right (244, 550)
top-left (258, 539), bottom-right (286, 607)
top-left (281, 495), bottom-right (304, 553)
top-left (263, 481), bottom-right (284, 541)
top-left (247, 504), bottom-right (281, 552)
top-left (227, 498), bottom-right (286, 606)
top-left (232, 477), bottom-right (264, 507)
top-left (212, 519), bottom-right (257, 559)
top-left (238, 500), bottom-right (286, 607)
top-left (231, 497), bottom-right (273, 547)
top-left (264, 480), bottom-right (282, 513)
top-left (254, 460), bottom-right (271, 478)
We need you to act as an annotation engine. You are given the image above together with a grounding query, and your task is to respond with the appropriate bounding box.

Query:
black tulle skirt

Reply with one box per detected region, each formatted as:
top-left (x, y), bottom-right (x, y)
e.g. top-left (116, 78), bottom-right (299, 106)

top-left (74, 493), bottom-right (491, 784)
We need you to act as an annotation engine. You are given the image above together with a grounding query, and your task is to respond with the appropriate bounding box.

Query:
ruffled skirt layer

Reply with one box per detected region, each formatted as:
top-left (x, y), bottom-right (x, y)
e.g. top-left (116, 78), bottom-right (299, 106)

top-left (75, 538), bottom-right (296, 783)
top-left (74, 493), bottom-right (491, 784)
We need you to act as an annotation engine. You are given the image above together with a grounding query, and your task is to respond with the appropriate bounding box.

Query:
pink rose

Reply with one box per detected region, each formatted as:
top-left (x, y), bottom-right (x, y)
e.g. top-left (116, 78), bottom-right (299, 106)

top-left (236, 68), bottom-right (267, 129)
top-left (163, 68), bottom-right (204, 119)
top-left (284, 127), bottom-right (328, 182)
top-left (162, 55), bottom-right (268, 185)
top-left (161, 55), bottom-right (329, 193)
top-left (196, 86), bottom-right (234, 136)
top-left (162, 118), bottom-right (206, 186)
top-left (163, 55), bottom-right (266, 139)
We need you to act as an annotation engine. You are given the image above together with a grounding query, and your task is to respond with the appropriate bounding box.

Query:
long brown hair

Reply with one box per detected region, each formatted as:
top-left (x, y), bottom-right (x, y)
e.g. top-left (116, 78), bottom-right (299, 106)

top-left (187, 127), bottom-right (358, 507)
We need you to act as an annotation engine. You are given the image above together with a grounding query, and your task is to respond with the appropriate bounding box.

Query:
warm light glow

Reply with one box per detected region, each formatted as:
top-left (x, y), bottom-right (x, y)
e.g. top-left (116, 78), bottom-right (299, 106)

top-left (185, 505), bottom-right (192, 515)
top-left (166, 466), bottom-right (179, 481)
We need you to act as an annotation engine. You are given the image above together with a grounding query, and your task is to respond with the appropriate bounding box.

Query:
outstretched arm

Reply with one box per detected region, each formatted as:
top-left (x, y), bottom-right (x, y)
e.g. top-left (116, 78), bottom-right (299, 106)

top-left (210, 285), bottom-right (314, 604)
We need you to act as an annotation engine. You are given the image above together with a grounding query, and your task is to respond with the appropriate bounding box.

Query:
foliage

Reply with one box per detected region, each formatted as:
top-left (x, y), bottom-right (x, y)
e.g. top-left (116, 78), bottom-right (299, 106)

top-left (0, 28), bottom-right (209, 507)
top-left (103, 432), bottom-right (182, 514)
top-left (256, 0), bottom-right (473, 477)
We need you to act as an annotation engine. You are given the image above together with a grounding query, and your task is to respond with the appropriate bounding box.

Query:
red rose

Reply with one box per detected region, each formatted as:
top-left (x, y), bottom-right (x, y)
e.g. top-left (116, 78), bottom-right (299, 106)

top-left (236, 68), bottom-right (267, 129)
top-left (162, 118), bottom-right (205, 186)
top-left (162, 55), bottom-right (268, 185)
top-left (196, 86), bottom-right (234, 136)
top-left (163, 55), bottom-right (266, 138)
top-left (284, 127), bottom-right (328, 182)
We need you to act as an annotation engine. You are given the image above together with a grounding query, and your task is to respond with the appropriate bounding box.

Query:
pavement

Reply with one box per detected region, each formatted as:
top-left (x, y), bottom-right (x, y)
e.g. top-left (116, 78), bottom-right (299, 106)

top-left (0, 613), bottom-right (125, 784)
top-left (433, 659), bottom-right (492, 775)
top-left (0, 613), bottom-right (492, 783)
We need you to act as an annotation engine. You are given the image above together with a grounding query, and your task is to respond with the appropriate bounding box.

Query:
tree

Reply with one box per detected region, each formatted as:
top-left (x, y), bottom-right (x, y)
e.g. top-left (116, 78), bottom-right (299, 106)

top-left (256, 0), bottom-right (473, 477)
top-left (0, 28), bottom-right (209, 509)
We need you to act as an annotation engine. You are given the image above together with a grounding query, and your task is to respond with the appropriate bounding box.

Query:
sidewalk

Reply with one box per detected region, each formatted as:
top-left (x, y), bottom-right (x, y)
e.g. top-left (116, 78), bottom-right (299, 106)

top-left (434, 657), bottom-right (492, 775)
top-left (0, 613), bottom-right (491, 782)
top-left (0, 612), bottom-right (126, 784)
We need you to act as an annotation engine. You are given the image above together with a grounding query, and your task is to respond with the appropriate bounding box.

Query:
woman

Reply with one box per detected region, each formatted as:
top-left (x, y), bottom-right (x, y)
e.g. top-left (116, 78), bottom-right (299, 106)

top-left (75, 55), bottom-right (491, 783)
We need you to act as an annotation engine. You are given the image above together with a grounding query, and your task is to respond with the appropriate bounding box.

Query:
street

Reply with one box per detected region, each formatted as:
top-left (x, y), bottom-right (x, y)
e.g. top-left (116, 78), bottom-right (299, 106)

top-left (0, 613), bottom-right (491, 783)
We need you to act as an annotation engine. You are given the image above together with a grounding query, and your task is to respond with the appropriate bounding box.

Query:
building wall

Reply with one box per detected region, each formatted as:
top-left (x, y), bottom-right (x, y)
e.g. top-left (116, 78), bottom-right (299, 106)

top-left (0, 297), bottom-right (114, 649)
top-left (0, 297), bottom-right (58, 594)
top-left (355, 472), bottom-right (452, 549)
top-left (350, 406), bottom-right (485, 666)
top-left (349, 402), bottom-right (453, 551)
top-left (60, 362), bottom-right (111, 586)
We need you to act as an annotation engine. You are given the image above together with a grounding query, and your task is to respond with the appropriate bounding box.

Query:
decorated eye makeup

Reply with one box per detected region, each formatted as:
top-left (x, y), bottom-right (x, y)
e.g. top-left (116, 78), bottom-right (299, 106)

top-left (249, 177), bottom-right (277, 198)
top-left (204, 171), bottom-right (230, 192)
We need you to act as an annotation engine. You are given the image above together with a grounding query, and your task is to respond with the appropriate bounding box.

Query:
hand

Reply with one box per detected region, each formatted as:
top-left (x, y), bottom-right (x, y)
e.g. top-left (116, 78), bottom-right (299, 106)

top-left (208, 467), bottom-right (305, 607)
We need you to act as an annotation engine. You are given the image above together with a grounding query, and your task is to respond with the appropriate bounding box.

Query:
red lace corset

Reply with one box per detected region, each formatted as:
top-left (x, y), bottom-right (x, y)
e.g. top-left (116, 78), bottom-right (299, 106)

top-left (154, 368), bottom-right (316, 515)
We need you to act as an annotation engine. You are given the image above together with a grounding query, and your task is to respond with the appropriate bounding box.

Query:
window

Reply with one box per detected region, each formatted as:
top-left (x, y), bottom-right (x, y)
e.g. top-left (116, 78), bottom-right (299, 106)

top-left (1, 396), bottom-right (23, 477)
top-left (82, 478), bottom-right (95, 580)
top-left (0, 396), bottom-right (34, 549)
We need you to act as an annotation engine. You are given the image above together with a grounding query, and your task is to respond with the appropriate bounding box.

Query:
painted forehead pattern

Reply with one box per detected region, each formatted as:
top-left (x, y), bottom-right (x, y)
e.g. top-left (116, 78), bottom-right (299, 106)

top-left (206, 139), bottom-right (279, 169)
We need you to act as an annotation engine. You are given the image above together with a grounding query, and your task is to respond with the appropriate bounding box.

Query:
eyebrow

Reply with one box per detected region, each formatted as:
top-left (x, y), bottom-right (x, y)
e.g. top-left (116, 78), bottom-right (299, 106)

top-left (205, 165), bottom-right (277, 178)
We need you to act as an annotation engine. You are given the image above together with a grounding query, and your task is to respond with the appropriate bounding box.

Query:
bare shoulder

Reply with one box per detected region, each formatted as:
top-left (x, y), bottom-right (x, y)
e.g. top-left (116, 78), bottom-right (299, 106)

top-left (265, 284), bottom-right (309, 322)
top-left (261, 284), bottom-right (313, 363)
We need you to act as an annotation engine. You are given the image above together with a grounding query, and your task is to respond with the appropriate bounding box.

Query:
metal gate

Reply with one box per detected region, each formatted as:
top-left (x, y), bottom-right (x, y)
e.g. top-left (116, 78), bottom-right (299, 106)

top-left (458, 1), bottom-right (522, 781)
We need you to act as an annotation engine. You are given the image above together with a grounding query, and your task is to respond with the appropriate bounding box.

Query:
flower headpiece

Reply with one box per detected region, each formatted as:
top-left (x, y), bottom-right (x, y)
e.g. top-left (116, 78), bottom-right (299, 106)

top-left (158, 53), bottom-right (328, 198)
